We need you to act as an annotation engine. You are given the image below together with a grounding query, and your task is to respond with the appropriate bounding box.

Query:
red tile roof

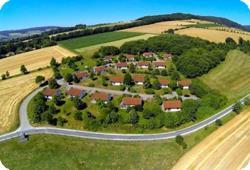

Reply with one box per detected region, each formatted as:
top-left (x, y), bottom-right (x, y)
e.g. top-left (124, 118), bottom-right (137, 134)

top-left (104, 55), bottom-right (114, 61)
top-left (178, 80), bottom-right (192, 87)
top-left (66, 88), bottom-right (84, 97)
top-left (74, 71), bottom-right (88, 79)
top-left (116, 62), bottom-right (128, 68)
top-left (163, 100), bottom-right (182, 109)
top-left (122, 97), bottom-right (142, 106)
top-left (133, 75), bottom-right (145, 82)
top-left (137, 61), bottom-right (150, 66)
top-left (159, 79), bottom-right (169, 85)
top-left (143, 52), bottom-right (155, 56)
top-left (110, 76), bottom-right (124, 83)
top-left (94, 66), bottom-right (106, 73)
top-left (124, 54), bottom-right (135, 60)
top-left (92, 92), bottom-right (110, 101)
top-left (154, 61), bottom-right (166, 67)
top-left (43, 88), bottom-right (57, 97)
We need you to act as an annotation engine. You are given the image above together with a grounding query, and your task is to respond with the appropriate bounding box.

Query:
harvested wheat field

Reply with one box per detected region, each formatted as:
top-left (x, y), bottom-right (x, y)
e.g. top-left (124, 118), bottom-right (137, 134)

top-left (176, 27), bottom-right (250, 43)
top-left (121, 20), bottom-right (198, 34)
top-left (0, 46), bottom-right (75, 76)
top-left (0, 69), bottom-right (52, 134)
top-left (173, 108), bottom-right (250, 170)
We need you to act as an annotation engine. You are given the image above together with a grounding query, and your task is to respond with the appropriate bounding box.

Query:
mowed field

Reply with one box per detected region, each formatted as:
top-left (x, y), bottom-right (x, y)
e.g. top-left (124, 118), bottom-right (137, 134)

top-left (0, 69), bottom-right (52, 134)
top-left (0, 46), bottom-right (75, 76)
top-left (176, 27), bottom-right (250, 43)
top-left (58, 31), bottom-right (143, 52)
top-left (120, 20), bottom-right (212, 34)
top-left (173, 107), bottom-right (250, 170)
top-left (201, 50), bottom-right (250, 102)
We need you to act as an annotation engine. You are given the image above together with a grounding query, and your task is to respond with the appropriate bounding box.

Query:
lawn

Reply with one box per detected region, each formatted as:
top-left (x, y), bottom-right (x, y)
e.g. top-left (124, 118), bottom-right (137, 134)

top-left (58, 32), bottom-right (143, 52)
top-left (0, 112), bottom-right (236, 170)
top-left (200, 50), bottom-right (250, 102)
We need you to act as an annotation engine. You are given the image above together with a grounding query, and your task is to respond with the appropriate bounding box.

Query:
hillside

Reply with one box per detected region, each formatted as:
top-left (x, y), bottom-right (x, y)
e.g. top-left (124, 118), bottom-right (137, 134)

top-left (0, 26), bottom-right (60, 41)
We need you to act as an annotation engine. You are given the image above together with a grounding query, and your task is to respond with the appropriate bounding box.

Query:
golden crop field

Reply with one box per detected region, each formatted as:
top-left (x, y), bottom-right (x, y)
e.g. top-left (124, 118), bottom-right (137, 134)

top-left (176, 27), bottom-right (250, 43)
top-left (0, 45), bottom-right (75, 76)
top-left (120, 20), bottom-right (198, 34)
top-left (0, 69), bottom-right (52, 134)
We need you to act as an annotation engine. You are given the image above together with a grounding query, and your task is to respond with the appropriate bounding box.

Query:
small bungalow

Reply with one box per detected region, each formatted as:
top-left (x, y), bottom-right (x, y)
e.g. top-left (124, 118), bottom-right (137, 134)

top-left (163, 53), bottom-right (172, 60)
top-left (133, 75), bottom-right (145, 85)
top-left (137, 61), bottom-right (150, 69)
top-left (123, 54), bottom-right (135, 61)
top-left (110, 76), bottom-right (124, 86)
top-left (93, 66), bottom-right (107, 74)
top-left (143, 52), bottom-right (156, 58)
top-left (104, 55), bottom-right (114, 62)
top-left (178, 80), bottom-right (192, 89)
top-left (42, 88), bottom-right (61, 100)
top-left (159, 79), bottom-right (169, 88)
top-left (91, 92), bottom-right (112, 104)
top-left (120, 97), bottom-right (142, 109)
top-left (116, 62), bottom-right (128, 70)
top-left (154, 61), bottom-right (166, 69)
top-left (73, 71), bottom-right (89, 80)
top-left (162, 100), bottom-right (182, 112)
top-left (66, 87), bottom-right (86, 98)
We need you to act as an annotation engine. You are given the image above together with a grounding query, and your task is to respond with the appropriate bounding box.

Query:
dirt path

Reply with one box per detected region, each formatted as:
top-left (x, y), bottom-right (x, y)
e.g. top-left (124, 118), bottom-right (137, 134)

top-left (172, 108), bottom-right (250, 170)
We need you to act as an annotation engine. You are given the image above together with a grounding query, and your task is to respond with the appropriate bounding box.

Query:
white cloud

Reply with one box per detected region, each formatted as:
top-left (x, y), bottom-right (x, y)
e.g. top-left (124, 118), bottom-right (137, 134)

top-left (241, 0), bottom-right (250, 9)
top-left (0, 0), bottom-right (9, 10)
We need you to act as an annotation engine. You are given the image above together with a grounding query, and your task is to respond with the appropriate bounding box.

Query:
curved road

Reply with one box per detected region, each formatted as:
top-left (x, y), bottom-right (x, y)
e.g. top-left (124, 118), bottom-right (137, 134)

top-left (0, 85), bottom-right (249, 142)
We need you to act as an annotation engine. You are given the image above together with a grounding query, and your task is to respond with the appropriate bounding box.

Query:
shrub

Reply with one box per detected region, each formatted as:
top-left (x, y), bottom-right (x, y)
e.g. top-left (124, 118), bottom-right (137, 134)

top-left (145, 89), bottom-right (155, 94)
top-left (233, 102), bottom-right (243, 114)
top-left (215, 119), bottom-right (223, 126)
top-left (74, 111), bottom-right (83, 121)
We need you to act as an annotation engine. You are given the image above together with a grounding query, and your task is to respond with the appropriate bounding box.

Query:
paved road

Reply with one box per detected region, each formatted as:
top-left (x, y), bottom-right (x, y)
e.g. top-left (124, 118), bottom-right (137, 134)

top-left (0, 84), bottom-right (249, 142)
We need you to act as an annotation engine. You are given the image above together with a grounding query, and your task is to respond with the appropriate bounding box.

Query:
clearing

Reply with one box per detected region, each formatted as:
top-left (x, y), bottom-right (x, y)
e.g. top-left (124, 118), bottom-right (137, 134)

top-left (0, 69), bottom-right (52, 134)
top-left (120, 20), bottom-right (213, 34)
top-left (173, 107), bottom-right (250, 170)
top-left (0, 112), bottom-right (235, 170)
top-left (200, 50), bottom-right (250, 102)
top-left (176, 27), bottom-right (250, 43)
top-left (0, 46), bottom-right (75, 76)
top-left (58, 31), bottom-right (143, 52)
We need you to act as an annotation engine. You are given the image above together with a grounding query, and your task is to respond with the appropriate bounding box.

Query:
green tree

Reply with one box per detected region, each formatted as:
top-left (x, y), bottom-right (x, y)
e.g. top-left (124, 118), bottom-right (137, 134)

top-left (233, 102), bottom-right (243, 114)
top-left (143, 76), bottom-right (151, 89)
top-left (244, 97), bottom-right (250, 106)
top-left (73, 97), bottom-right (86, 110)
top-left (48, 105), bottom-right (57, 115)
top-left (48, 79), bottom-right (59, 89)
top-left (64, 73), bottom-right (73, 83)
top-left (215, 119), bottom-right (223, 126)
top-left (124, 73), bottom-right (133, 86)
top-left (129, 63), bottom-right (136, 73)
top-left (50, 57), bottom-right (58, 68)
top-left (35, 75), bottom-right (45, 84)
top-left (20, 65), bottom-right (28, 74)
top-left (152, 79), bottom-right (161, 90)
top-left (1, 74), bottom-right (6, 80)
top-left (161, 69), bottom-right (168, 76)
top-left (129, 110), bottom-right (139, 125)
top-left (74, 111), bottom-right (83, 121)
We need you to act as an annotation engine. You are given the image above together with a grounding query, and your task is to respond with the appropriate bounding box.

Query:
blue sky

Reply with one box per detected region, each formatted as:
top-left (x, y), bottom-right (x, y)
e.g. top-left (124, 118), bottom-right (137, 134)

top-left (0, 0), bottom-right (250, 31)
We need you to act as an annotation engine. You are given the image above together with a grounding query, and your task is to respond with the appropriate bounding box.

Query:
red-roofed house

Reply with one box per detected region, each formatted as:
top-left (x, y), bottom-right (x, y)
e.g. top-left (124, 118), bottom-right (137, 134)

top-left (116, 62), bottom-right (128, 70)
top-left (66, 87), bottom-right (86, 98)
top-left (110, 76), bottom-right (124, 86)
top-left (143, 52), bottom-right (156, 58)
top-left (91, 92), bottom-right (112, 104)
top-left (123, 54), bottom-right (135, 61)
top-left (137, 61), bottom-right (150, 69)
top-left (42, 88), bottom-right (61, 100)
top-left (159, 79), bottom-right (169, 88)
top-left (104, 55), bottom-right (114, 62)
top-left (73, 71), bottom-right (89, 80)
top-left (163, 53), bottom-right (172, 60)
top-left (162, 100), bottom-right (182, 112)
top-left (178, 80), bottom-right (192, 89)
top-left (93, 66), bottom-right (107, 74)
top-left (154, 61), bottom-right (166, 69)
top-left (133, 75), bottom-right (145, 85)
top-left (120, 97), bottom-right (142, 109)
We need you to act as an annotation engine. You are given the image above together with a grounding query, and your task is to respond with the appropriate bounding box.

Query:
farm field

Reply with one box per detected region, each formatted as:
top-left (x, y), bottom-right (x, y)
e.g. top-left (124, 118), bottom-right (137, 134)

top-left (58, 31), bottom-right (143, 52)
top-left (0, 46), bottom-right (75, 76)
top-left (76, 34), bottom-right (155, 61)
top-left (0, 112), bottom-right (235, 170)
top-left (120, 20), bottom-right (212, 34)
top-left (173, 107), bottom-right (250, 170)
top-left (176, 27), bottom-right (250, 43)
top-left (200, 50), bottom-right (250, 102)
top-left (0, 69), bottom-right (52, 134)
